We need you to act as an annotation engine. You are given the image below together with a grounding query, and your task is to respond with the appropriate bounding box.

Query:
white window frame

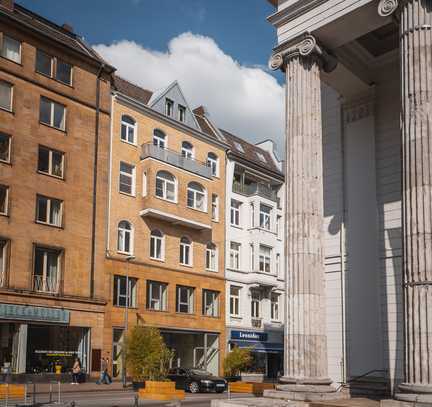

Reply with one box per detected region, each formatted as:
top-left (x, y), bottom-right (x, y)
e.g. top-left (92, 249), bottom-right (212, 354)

top-left (259, 204), bottom-right (272, 230)
top-left (0, 81), bottom-right (13, 112)
top-left (187, 182), bottom-right (207, 212)
top-left (39, 97), bottom-right (66, 131)
top-left (230, 242), bottom-right (241, 270)
top-left (250, 203), bottom-right (255, 228)
top-left (38, 145), bottom-right (65, 179)
top-left (181, 141), bottom-right (194, 159)
top-left (120, 115), bottom-right (137, 145)
top-left (0, 185), bottom-right (9, 216)
top-left (271, 292), bottom-right (280, 321)
top-left (34, 246), bottom-right (61, 294)
top-left (153, 129), bottom-right (167, 149)
top-left (176, 285), bottom-right (194, 314)
top-left (230, 199), bottom-right (241, 226)
top-left (207, 153), bottom-right (219, 177)
top-left (211, 194), bottom-right (219, 221)
top-left (250, 243), bottom-right (255, 270)
top-left (259, 244), bottom-right (272, 273)
top-left (206, 243), bottom-right (217, 272)
top-left (251, 290), bottom-right (260, 319)
top-left (229, 286), bottom-right (240, 316)
top-left (0, 239), bottom-right (8, 288)
top-left (179, 237), bottom-right (192, 266)
top-left (155, 170), bottom-right (177, 202)
top-left (113, 275), bottom-right (137, 308)
top-left (0, 132), bottom-right (11, 164)
top-left (1, 35), bottom-right (21, 64)
top-left (276, 253), bottom-right (281, 278)
top-left (36, 195), bottom-right (63, 227)
top-left (276, 215), bottom-right (282, 239)
top-left (147, 280), bottom-right (168, 311)
top-left (142, 171), bottom-right (147, 197)
top-left (119, 161), bottom-right (136, 196)
top-left (117, 220), bottom-right (133, 254)
top-left (150, 230), bottom-right (164, 261)
top-left (203, 289), bottom-right (219, 317)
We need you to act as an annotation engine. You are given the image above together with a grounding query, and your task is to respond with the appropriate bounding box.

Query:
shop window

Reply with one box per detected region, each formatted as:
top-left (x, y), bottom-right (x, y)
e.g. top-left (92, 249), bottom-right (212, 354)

top-left (38, 146), bottom-right (64, 178)
top-left (34, 246), bottom-right (61, 293)
top-left (1, 35), bottom-right (21, 63)
top-left (179, 236), bottom-right (192, 266)
top-left (230, 286), bottom-right (240, 316)
top-left (153, 129), bottom-right (166, 149)
top-left (0, 81), bottom-right (12, 111)
top-left (230, 199), bottom-right (241, 226)
top-left (202, 289), bottom-right (219, 317)
top-left (120, 115), bottom-right (136, 144)
top-left (113, 275), bottom-right (137, 307)
top-left (155, 170), bottom-right (176, 202)
top-left (147, 281), bottom-right (168, 311)
top-left (0, 185), bottom-right (9, 216)
top-left (0, 239), bottom-right (9, 287)
top-left (207, 152), bottom-right (219, 177)
top-left (119, 161), bottom-right (135, 195)
top-left (206, 242), bottom-right (217, 272)
top-left (176, 285), bottom-right (194, 314)
top-left (181, 141), bottom-right (194, 159)
top-left (271, 292), bottom-right (280, 321)
top-left (211, 194), bottom-right (219, 221)
top-left (259, 204), bottom-right (272, 230)
top-left (39, 97), bottom-right (66, 131)
top-left (229, 242), bottom-right (241, 270)
top-left (187, 182), bottom-right (206, 211)
top-left (117, 220), bottom-right (133, 254)
top-left (36, 195), bottom-right (63, 227)
top-left (150, 230), bottom-right (164, 260)
top-left (259, 245), bottom-right (272, 273)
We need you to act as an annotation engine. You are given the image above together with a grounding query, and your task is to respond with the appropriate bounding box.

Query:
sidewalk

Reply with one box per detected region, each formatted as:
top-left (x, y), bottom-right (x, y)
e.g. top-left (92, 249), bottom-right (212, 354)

top-left (29, 381), bottom-right (131, 394)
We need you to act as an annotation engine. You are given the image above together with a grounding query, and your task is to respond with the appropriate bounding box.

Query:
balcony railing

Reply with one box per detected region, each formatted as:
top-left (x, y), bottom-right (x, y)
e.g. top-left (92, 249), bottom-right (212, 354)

top-left (141, 143), bottom-right (212, 179)
top-left (34, 275), bottom-right (58, 293)
top-left (233, 182), bottom-right (277, 202)
top-left (251, 318), bottom-right (262, 328)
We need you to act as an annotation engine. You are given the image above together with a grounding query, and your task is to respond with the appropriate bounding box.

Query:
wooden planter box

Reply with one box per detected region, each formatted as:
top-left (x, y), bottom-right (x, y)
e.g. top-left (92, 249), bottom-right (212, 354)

top-left (138, 380), bottom-right (185, 400)
top-left (229, 381), bottom-right (275, 396)
top-left (0, 384), bottom-right (25, 399)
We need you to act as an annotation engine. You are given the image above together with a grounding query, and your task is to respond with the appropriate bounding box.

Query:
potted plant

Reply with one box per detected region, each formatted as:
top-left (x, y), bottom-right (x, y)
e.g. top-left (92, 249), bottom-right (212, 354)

top-left (223, 346), bottom-right (252, 382)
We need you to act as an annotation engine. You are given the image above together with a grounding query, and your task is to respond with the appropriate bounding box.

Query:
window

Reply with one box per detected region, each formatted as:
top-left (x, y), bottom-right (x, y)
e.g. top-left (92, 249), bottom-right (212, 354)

top-left (150, 230), bottom-right (164, 260)
top-left (230, 199), bottom-right (241, 226)
top-left (113, 275), bottom-right (137, 307)
top-left (250, 243), bottom-right (255, 270)
top-left (120, 115), bottom-right (136, 144)
top-left (271, 293), bottom-right (280, 321)
top-left (233, 141), bottom-right (244, 153)
top-left (181, 141), bottom-right (194, 159)
top-left (230, 242), bottom-right (241, 270)
top-left (36, 50), bottom-right (72, 85)
top-left (203, 290), bottom-right (219, 317)
top-left (179, 236), bottom-right (192, 266)
top-left (207, 152), bottom-right (219, 177)
top-left (0, 133), bottom-right (10, 163)
top-left (206, 243), bottom-right (217, 272)
top-left (0, 185), bottom-right (8, 216)
top-left (155, 170), bottom-right (176, 202)
top-left (34, 246), bottom-right (61, 293)
top-left (142, 172), bottom-right (147, 197)
top-left (276, 253), bottom-right (281, 278)
top-left (187, 182), bottom-right (206, 211)
top-left (40, 97), bottom-right (66, 130)
top-left (276, 215), bottom-right (282, 238)
top-left (178, 105), bottom-right (186, 122)
top-left (251, 290), bottom-right (260, 318)
top-left (259, 245), bottom-right (272, 273)
top-left (230, 286), bottom-right (240, 316)
top-left (176, 285), bottom-right (194, 313)
top-left (36, 195), bottom-right (62, 227)
top-left (119, 162), bottom-right (135, 195)
top-left (256, 152), bottom-right (266, 163)
top-left (38, 146), bottom-right (64, 178)
top-left (0, 81), bottom-right (12, 111)
top-left (211, 194), bottom-right (219, 221)
top-left (147, 281), bottom-right (168, 311)
top-left (1, 35), bottom-right (21, 63)
top-left (260, 204), bottom-right (272, 230)
top-left (250, 203), bottom-right (255, 228)
top-left (0, 239), bottom-right (8, 287)
top-left (118, 220), bottom-right (133, 254)
top-left (165, 98), bottom-right (174, 116)
top-left (153, 129), bottom-right (166, 149)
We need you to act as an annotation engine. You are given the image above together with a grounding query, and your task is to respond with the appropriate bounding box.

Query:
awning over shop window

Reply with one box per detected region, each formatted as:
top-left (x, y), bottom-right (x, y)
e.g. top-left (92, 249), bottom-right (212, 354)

top-left (230, 340), bottom-right (283, 353)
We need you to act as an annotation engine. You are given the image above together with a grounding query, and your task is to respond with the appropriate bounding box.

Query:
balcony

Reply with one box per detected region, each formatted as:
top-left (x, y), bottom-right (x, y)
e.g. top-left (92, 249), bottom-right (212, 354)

top-left (141, 143), bottom-right (212, 179)
top-left (34, 275), bottom-right (58, 294)
top-left (233, 182), bottom-right (277, 202)
top-left (251, 318), bottom-right (262, 329)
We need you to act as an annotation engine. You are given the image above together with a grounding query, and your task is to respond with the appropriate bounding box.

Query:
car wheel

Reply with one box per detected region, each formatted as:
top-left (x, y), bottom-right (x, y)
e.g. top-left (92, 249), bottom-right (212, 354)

top-left (189, 381), bottom-right (200, 393)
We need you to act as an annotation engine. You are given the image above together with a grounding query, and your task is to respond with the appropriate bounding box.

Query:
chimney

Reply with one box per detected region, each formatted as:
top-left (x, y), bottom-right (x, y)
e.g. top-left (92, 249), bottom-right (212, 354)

top-left (0, 0), bottom-right (14, 11)
top-left (62, 23), bottom-right (74, 33)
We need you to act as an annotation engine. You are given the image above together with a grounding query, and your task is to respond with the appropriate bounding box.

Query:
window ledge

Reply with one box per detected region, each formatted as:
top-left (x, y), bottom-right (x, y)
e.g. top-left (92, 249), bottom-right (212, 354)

top-left (113, 305), bottom-right (138, 310)
top-left (205, 268), bottom-right (218, 273)
top-left (35, 220), bottom-right (63, 230)
top-left (0, 159), bottom-right (11, 166)
top-left (117, 250), bottom-right (134, 256)
top-left (155, 195), bottom-right (177, 205)
top-left (0, 106), bottom-right (13, 115)
top-left (149, 257), bottom-right (165, 263)
top-left (187, 205), bottom-right (208, 214)
top-left (175, 312), bottom-right (195, 316)
top-left (120, 138), bottom-right (138, 147)
top-left (119, 190), bottom-right (136, 198)
top-left (180, 263), bottom-right (193, 268)
top-left (37, 170), bottom-right (64, 181)
top-left (0, 55), bottom-right (23, 66)
top-left (36, 71), bottom-right (74, 88)
top-left (230, 224), bottom-right (243, 230)
top-left (146, 308), bottom-right (169, 313)
top-left (0, 212), bottom-right (9, 218)
top-left (39, 121), bottom-right (66, 134)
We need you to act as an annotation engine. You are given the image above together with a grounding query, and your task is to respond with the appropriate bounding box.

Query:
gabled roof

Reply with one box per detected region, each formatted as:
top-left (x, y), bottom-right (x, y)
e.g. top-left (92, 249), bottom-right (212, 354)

top-left (113, 75), bottom-right (153, 105)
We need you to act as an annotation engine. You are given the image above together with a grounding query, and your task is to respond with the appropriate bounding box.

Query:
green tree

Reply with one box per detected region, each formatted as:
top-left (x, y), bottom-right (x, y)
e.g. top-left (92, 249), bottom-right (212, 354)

top-left (223, 347), bottom-right (253, 377)
top-left (125, 326), bottom-right (173, 381)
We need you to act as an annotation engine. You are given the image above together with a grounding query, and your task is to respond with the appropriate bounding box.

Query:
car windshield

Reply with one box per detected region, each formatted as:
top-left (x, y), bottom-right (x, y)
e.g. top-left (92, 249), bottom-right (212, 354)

top-left (190, 369), bottom-right (212, 376)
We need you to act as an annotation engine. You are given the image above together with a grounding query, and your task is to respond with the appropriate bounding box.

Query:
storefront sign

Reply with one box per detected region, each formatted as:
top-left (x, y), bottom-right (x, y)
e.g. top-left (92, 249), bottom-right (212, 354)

top-left (0, 303), bottom-right (70, 324)
top-left (231, 330), bottom-right (268, 342)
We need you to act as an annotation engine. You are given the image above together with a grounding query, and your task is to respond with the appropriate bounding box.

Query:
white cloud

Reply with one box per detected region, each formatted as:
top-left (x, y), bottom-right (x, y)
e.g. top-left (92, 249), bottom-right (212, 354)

top-left (94, 33), bottom-right (285, 154)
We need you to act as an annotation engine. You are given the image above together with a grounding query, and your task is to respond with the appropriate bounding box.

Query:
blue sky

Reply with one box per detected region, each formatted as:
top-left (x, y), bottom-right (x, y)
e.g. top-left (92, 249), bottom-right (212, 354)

top-left (19, 0), bottom-right (285, 153)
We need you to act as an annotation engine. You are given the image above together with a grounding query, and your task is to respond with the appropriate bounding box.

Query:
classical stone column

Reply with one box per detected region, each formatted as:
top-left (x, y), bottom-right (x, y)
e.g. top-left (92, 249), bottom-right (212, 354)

top-left (379, 0), bottom-right (432, 403)
top-left (266, 35), bottom-right (345, 402)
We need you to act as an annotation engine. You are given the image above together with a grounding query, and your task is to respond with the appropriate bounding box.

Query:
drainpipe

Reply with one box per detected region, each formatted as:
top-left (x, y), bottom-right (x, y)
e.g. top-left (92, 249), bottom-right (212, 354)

top-left (90, 63), bottom-right (105, 298)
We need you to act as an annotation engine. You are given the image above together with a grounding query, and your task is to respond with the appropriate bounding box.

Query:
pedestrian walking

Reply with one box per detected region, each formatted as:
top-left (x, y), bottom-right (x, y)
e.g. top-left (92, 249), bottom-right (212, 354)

top-left (96, 357), bottom-right (112, 384)
top-left (71, 357), bottom-right (81, 385)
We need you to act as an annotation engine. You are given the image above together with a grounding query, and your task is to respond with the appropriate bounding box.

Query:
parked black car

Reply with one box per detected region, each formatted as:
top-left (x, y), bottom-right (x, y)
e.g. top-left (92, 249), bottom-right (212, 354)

top-left (167, 368), bottom-right (227, 393)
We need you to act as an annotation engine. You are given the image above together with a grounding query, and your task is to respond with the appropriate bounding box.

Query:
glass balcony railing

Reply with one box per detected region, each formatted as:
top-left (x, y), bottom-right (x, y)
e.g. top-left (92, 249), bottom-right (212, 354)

top-left (233, 181), bottom-right (278, 201)
top-left (141, 143), bottom-right (212, 179)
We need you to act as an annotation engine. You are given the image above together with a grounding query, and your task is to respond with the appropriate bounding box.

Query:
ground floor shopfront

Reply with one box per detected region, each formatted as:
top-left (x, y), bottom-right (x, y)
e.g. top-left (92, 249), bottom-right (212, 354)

top-left (227, 328), bottom-right (283, 380)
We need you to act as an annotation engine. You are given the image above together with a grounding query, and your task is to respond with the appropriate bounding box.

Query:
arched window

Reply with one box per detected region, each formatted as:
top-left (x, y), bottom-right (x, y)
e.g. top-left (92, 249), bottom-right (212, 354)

top-left (118, 220), bottom-right (133, 254)
top-left (121, 115), bottom-right (136, 144)
top-left (179, 236), bottom-right (192, 266)
top-left (207, 152), bottom-right (219, 177)
top-left (187, 182), bottom-right (207, 211)
top-left (206, 242), bottom-right (217, 271)
top-left (150, 230), bottom-right (164, 260)
top-left (153, 129), bottom-right (167, 149)
top-left (181, 141), bottom-right (194, 159)
top-left (155, 170), bottom-right (176, 202)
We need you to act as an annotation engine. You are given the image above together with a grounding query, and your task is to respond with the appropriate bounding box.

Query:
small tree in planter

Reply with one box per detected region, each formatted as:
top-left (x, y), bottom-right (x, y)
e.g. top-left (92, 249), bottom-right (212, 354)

top-left (125, 326), bottom-right (173, 387)
top-left (223, 347), bottom-right (252, 381)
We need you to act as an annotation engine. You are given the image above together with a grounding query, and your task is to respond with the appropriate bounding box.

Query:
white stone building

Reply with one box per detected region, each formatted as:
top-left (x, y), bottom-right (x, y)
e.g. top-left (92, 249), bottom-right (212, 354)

top-left (264, 0), bottom-right (432, 404)
top-left (222, 130), bottom-right (285, 380)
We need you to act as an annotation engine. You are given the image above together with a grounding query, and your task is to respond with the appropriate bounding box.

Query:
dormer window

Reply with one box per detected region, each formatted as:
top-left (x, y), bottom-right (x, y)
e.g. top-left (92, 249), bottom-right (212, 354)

top-left (256, 152), bottom-right (266, 163)
top-left (165, 98), bottom-right (174, 117)
top-left (178, 105), bottom-right (186, 122)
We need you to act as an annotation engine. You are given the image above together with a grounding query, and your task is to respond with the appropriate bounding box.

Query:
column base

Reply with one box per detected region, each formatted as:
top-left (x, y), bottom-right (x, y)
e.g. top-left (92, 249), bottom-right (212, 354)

top-left (264, 383), bottom-right (349, 402)
top-left (380, 382), bottom-right (432, 406)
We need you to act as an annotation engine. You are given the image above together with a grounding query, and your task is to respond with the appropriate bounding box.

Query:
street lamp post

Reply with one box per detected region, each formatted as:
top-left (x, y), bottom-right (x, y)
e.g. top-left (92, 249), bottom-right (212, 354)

top-left (122, 255), bottom-right (135, 388)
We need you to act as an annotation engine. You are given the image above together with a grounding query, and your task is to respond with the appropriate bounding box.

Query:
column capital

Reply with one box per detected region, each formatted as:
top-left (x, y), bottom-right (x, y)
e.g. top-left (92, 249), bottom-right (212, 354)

top-left (268, 34), bottom-right (338, 73)
top-left (378, 0), bottom-right (399, 17)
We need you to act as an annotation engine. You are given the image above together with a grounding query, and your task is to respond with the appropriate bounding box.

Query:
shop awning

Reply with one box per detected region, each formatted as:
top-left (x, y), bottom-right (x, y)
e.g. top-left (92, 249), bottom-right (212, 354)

top-left (230, 340), bottom-right (283, 353)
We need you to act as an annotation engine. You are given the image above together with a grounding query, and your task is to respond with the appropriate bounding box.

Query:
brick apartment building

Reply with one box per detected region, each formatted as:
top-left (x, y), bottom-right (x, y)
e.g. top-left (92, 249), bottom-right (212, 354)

top-left (0, 0), bottom-right (114, 377)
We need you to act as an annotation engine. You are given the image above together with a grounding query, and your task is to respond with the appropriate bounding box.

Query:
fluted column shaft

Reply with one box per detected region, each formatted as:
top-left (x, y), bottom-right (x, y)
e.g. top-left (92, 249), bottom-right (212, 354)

top-left (284, 54), bottom-right (329, 383)
top-left (400, 0), bottom-right (432, 393)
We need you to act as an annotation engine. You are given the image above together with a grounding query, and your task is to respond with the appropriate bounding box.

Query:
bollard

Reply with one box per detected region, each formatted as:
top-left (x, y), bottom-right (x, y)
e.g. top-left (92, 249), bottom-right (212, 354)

top-left (49, 382), bottom-right (53, 404)
top-left (5, 383), bottom-right (8, 407)
top-left (57, 381), bottom-right (61, 404)
top-left (133, 394), bottom-right (139, 407)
